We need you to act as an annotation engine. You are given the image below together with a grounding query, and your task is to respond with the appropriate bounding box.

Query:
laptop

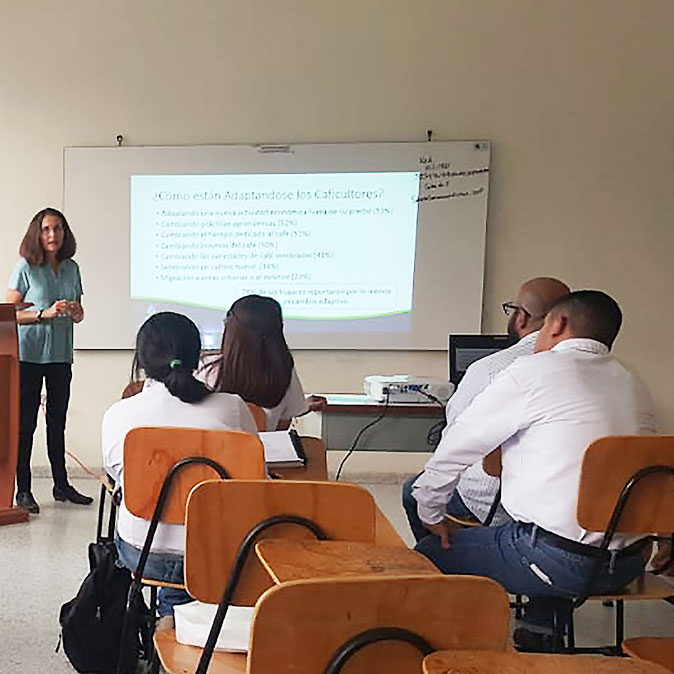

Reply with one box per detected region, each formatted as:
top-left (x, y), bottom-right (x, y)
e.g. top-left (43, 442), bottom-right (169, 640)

top-left (448, 334), bottom-right (514, 385)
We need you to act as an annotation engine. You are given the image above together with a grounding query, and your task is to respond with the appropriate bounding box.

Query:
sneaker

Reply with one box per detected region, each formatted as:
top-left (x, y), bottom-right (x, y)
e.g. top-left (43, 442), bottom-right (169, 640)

top-left (513, 627), bottom-right (555, 653)
top-left (53, 484), bottom-right (94, 505)
top-left (16, 491), bottom-right (40, 514)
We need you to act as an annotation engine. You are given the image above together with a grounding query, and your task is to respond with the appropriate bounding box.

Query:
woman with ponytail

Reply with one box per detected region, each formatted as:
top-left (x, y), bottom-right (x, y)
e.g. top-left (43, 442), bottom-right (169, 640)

top-left (102, 312), bottom-right (256, 625)
top-left (199, 295), bottom-right (326, 430)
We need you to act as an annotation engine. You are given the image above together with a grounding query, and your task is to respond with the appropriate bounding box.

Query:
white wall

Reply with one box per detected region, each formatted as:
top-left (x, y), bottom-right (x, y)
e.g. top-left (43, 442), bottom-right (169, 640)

top-left (1, 0), bottom-right (672, 471)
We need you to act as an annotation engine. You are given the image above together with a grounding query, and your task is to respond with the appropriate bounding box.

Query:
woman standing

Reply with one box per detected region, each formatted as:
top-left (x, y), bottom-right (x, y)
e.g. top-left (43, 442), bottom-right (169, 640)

top-left (6, 207), bottom-right (91, 513)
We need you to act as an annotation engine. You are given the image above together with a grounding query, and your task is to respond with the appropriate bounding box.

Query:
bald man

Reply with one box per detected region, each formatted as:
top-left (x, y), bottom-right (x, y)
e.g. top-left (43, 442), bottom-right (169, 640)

top-left (403, 278), bottom-right (570, 541)
top-left (412, 290), bottom-right (655, 650)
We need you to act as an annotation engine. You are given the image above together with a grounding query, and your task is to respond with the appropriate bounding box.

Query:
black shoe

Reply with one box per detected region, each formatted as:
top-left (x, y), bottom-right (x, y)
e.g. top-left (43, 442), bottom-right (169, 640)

top-left (16, 491), bottom-right (40, 514)
top-left (513, 627), bottom-right (555, 653)
top-left (53, 484), bottom-right (94, 505)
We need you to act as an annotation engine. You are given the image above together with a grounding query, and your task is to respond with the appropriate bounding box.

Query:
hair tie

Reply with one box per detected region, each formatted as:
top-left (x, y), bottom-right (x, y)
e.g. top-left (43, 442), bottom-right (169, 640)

top-left (169, 359), bottom-right (182, 370)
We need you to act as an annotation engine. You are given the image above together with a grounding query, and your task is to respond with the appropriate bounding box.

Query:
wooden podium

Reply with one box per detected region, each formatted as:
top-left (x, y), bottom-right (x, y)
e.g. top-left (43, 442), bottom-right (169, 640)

top-left (0, 304), bottom-right (29, 525)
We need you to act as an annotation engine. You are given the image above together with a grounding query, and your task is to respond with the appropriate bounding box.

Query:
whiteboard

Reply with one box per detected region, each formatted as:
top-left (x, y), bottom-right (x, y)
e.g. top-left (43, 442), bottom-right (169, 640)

top-left (64, 141), bottom-right (489, 350)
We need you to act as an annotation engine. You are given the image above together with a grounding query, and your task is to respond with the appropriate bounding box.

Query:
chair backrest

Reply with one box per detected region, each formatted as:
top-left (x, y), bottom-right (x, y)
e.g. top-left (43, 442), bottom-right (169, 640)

top-left (247, 403), bottom-right (267, 431)
top-left (246, 576), bottom-right (510, 674)
top-left (184, 480), bottom-right (378, 604)
top-left (577, 436), bottom-right (674, 534)
top-left (123, 427), bottom-right (266, 523)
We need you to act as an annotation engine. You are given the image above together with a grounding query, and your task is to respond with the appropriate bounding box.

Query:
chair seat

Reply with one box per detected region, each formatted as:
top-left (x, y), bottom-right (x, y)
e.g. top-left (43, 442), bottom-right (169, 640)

top-left (623, 637), bottom-right (674, 672)
top-left (590, 572), bottom-right (674, 601)
top-left (154, 629), bottom-right (246, 674)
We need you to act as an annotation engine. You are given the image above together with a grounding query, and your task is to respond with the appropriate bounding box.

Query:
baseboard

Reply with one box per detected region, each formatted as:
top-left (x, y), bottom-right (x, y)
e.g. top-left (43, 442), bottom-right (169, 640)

top-left (32, 451), bottom-right (429, 486)
top-left (32, 465), bottom-right (99, 480)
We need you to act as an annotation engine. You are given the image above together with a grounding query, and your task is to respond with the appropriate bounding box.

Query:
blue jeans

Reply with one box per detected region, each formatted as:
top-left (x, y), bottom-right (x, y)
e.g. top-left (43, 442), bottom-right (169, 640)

top-left (415, 522), bottom-right (645, 632)
top-left (116, 537), bottom-right (192, 617)
top-left (402, 473), bottom-right (479, 543)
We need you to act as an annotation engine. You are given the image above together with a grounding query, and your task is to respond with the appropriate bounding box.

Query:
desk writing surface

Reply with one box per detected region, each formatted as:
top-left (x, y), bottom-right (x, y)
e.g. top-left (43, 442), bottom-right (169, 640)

top-left (423, 651), bottom-right (669, 674)
top-left (271, 436), bottom-right (328, 481)
top-left (255, 539), bottom-right (439, 584)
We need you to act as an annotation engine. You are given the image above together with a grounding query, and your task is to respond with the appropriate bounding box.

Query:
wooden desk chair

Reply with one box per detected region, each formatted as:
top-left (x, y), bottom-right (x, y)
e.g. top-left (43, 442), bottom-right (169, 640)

top-left (423, 649), bottom-right (670, 674)
top-left (624, 638), bottom-right (674, 673)
top-left (549, 435), bottom-right (674, 654)
top-left (155, 479), bottom-right (393, 673)
top-left (183, 479), bottom-right (378, 606)
top-left (156, 574), bottom-right (511, 674)
top-left (118, 427), bottom-right (265, 672)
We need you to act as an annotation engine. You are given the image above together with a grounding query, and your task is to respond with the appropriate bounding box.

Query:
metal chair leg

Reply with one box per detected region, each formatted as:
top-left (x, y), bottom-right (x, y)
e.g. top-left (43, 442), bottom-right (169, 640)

top-left (147, 585), bottom-right (158, 662)
top-left (566, 609), bottom-right (575, 650)
top-left (551, 604), bottom-right (564, 653)
top-left (615, 599), bottom-right (625, 654)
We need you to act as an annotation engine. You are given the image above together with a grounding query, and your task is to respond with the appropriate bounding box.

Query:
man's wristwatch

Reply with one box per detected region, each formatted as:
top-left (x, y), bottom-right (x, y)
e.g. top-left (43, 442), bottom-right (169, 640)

top-left (36, 309), bottom-right (44, 323)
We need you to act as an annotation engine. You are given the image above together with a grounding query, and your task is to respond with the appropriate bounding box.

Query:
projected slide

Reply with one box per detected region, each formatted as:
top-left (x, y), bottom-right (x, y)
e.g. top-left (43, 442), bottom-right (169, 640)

top-left (130, 172), bottom-right (420, 320)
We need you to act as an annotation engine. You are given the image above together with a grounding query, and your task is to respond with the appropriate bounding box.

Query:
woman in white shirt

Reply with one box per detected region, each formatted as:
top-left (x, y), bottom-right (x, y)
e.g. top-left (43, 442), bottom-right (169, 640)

top-left (102, 312), bottom-right (257, 620)
top-left (199, 295), bottom-right (326, 430)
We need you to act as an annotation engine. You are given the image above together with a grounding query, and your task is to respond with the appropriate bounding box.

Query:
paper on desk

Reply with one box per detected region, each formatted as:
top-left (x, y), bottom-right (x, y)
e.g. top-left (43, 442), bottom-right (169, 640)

top-left (174, 602), bottom-right (254, 653)
top-left (259, 430), bottom-right (304, 467)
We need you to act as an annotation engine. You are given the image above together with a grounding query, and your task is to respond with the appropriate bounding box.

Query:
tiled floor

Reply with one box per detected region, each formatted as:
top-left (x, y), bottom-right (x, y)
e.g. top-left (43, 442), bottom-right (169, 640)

top-left (1, 478), bottom-right (673, 673)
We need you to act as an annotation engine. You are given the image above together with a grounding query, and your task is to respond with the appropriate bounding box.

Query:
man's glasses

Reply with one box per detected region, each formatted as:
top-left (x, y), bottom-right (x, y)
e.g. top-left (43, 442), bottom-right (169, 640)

top-left (502, 302), bottom-right (548, 321)
top-left (502, 302), bottom-right (531, 318)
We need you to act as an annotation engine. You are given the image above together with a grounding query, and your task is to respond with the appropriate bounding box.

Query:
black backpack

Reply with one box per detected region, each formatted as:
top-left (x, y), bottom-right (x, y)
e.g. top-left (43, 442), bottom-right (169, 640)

top-left (58, 481), bottom-right (150, 674)
top-left (58, 540), bottom-right (149, 673)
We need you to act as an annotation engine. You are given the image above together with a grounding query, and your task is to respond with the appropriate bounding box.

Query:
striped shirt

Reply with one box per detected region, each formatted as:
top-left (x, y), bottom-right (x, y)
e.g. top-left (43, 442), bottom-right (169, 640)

top-left (440, 331), bottom-right (540, 522)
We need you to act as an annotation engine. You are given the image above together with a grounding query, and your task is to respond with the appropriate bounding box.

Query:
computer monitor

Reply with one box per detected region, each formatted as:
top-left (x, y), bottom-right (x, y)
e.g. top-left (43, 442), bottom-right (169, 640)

top-left (448, 334), bottom-right (514, 385)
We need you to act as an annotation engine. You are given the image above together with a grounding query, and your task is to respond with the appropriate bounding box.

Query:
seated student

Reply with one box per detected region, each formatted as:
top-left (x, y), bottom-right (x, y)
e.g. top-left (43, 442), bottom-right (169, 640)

top-left (403, 277), bottom-right (569, 539)
top-left (198, 294), bottom-right (326, 430)
top-left (411, 290), bottom-right (656, 650)
top-left (102, 312), bottom-right (257, 626)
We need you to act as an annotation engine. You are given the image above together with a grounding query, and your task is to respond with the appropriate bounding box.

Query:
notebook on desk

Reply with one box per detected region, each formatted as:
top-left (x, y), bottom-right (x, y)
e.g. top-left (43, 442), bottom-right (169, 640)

top-left (259, 429), bottom-right (307, 468)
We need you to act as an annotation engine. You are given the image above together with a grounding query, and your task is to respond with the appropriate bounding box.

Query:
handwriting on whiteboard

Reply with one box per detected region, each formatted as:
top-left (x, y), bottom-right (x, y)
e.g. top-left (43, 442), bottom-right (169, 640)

top-left (417, 155), bottom-right (489, 203)
top-left (418, 187), bottom-right (485, 202)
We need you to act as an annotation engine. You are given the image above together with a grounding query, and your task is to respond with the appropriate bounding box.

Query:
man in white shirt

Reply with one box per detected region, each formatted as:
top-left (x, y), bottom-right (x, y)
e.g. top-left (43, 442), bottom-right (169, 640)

top-left (412, 290), bottom-right (655, 647)
top-left (403, 277), bottom-right (570, 541)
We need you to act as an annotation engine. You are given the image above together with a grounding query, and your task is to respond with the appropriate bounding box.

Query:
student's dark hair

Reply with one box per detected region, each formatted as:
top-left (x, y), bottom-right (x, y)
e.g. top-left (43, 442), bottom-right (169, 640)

top-left (132, 312), bottom-right (211, 404)
top-left (19, 208), bottom-right (77, 266)
top-left (207, 295), bottom-right (293, 408)
top-left (549, 290), bottom-right (623, 349)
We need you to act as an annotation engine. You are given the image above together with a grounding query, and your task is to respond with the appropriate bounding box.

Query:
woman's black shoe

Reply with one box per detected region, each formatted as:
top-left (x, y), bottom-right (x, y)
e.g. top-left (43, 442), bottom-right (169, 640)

top-left (53, 484), bottom-right (94, 505)
top-left (16, 491), bottom-right (40, 514)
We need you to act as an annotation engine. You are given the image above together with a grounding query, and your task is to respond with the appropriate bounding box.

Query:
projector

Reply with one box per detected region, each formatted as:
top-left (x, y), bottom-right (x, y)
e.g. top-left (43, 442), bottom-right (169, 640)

top-left (364, 375), bottom-right (454, 404)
